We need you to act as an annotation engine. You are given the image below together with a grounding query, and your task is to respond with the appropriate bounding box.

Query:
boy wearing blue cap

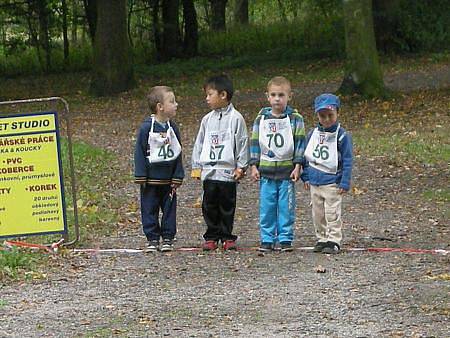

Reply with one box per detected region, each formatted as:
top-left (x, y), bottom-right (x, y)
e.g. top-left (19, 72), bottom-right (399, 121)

top-left (301, 93), bottom-right (353, 254)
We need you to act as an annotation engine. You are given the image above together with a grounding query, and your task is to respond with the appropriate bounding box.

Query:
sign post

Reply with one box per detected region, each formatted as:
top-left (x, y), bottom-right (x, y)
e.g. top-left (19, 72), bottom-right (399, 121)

top-left (0, 97), bottom-right (79, 245)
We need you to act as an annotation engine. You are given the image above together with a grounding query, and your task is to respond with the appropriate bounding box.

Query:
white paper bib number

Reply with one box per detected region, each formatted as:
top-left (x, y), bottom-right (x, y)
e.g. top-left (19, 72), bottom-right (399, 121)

top-left (147, 119), bottom-right (182, 164)
top-left (199, 112), bottom-right (235, 169)
top-left (304, 124), bottom-right (340, 174)
top-left (259, 115), bottom-right (294, 162)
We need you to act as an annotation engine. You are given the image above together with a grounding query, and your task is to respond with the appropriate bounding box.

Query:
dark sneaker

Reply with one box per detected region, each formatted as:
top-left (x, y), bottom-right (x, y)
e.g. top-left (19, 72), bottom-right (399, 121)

top-left (160, 239), bottom-right (174, 252)
top-left (322, 241), bottom-right (340, 254)
top-left (223, 240), bottom-right (237, 251)
top-left (202, 240), bottom-right (218, 251)
top-left (313, 241), bottom-right (327, 253)
top-left (258, 242), bottom-right (273, 252)
top-left (144, 240), bottom-right (159, 253)
top-left (280, 242), bottom-right (293, 252)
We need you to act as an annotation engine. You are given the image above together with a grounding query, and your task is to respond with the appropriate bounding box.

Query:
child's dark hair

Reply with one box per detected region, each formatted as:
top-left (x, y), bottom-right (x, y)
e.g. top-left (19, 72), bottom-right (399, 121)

top-left (204, 74), bottom-right (234, 101)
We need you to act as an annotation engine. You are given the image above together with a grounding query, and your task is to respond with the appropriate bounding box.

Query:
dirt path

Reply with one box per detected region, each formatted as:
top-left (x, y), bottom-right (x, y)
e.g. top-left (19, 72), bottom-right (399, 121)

top-left (1, 66), bottom-right (449, 337)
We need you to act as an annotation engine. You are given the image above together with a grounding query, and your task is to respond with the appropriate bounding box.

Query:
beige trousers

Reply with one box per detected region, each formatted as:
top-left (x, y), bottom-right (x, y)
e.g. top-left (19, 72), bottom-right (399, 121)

top-left (310, 183), bottom-right (343, 246)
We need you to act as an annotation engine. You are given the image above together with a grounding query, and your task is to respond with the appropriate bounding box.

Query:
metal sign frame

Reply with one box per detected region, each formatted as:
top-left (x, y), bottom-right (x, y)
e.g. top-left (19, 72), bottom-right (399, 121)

top-left (0, 97), bottom-right (79, 246)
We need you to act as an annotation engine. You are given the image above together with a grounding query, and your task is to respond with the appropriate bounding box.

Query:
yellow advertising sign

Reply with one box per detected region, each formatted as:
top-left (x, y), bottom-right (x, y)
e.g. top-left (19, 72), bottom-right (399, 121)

top-left (0, 112), bottom-right (67, 238)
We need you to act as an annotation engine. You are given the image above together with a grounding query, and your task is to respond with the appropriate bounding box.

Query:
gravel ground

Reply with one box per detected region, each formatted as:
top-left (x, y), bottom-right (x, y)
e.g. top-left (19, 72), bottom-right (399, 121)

top-left (0, 66), bottom-right (449, 337)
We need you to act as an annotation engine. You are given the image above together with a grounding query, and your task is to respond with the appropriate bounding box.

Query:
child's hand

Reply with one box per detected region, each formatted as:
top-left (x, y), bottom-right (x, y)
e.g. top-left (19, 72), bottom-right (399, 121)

top-left (338, 188), bottom-right (347, 194)
top-left (250, 166), bottom-right (260, 181)
top-left (303, 182), bottom-right (310, 190)
top-left (233, 168), bottom-right (245, 181)
top-left (171, 182), bottom-right (181, 190)
top-left (191, 168), bottom-right (201, 180)
top-left (290, 164), bottom-right (300, 182)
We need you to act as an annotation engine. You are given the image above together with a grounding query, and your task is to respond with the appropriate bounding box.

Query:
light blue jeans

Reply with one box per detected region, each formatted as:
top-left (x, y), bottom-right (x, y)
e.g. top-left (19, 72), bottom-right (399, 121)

top-left (259, 177), bottom-right (296, 244)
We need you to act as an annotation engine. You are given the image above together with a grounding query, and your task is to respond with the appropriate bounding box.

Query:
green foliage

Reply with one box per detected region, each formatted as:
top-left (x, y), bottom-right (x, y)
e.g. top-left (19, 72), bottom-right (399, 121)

top-left (59, 139), bottom-right (126, 242)
top-left (0, 248), bottom-right (40, 280)
top-left (396, 0), bottom-right (450, 53)
top-left (199, 17), bottom-right (344, 59)
top-left (0, 43), bottom-right (92, 77)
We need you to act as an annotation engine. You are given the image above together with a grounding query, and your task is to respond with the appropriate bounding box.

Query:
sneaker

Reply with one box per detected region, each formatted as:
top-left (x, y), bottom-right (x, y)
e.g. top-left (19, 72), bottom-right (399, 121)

top-left (258, 242), bottom-right (273, 252)
top-left (144, 240), bottom-right (159, 253)
top-left (313, 241), bottom-right (327, 253)
top-left (280, 242), bottom-right (293, 252)
top-left (322, 241), bottom-right (340, 254)
top-left (160, 239), bottom-right (174, 252)
top-left (202, 240), bottom-right (218, 251)
top-left (223, 240), bottom-right (237, 251)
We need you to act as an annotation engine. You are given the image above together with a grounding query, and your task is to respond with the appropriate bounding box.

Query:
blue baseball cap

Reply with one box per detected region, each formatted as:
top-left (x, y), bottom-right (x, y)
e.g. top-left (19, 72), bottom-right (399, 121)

top-left (314, 93), bottom-right (340, 113)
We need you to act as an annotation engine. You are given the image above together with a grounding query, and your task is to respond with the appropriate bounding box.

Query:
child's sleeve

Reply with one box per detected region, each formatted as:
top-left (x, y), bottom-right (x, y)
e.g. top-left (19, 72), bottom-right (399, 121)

top-left (292, 112), bottom-right (306, 164)
top-left (300, 129), bottom-right (313, 183)
top-left (171, 123), bottom-right (185, 184)
top-left (234, 114), bottom-right (249, 169)
top-left (191, 115), bottom-right (206, 169)
top-left (249, 112), bottom-right (263, 167)
top-left (338, 131), bottom-right (353, 191)
top-left (134, 124), bottom-right (148, 184)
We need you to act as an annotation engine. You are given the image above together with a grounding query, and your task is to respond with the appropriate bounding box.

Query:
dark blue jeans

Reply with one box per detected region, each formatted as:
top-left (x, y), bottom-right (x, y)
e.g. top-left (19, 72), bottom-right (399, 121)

top-left (140, 184), bottom-right (177, 241)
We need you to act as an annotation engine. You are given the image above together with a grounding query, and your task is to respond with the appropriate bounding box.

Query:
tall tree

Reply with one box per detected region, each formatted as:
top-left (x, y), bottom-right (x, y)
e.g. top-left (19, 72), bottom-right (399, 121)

top-left (373, 0), bottom-right (401, 53)
top-left (183, 0), bottom-right (198, 56)
top-left (160, 0), bottom-right (180, 60)
top-left (339, 0), bottom-right (387, 97)
top-left (83, 0), bottom-right (97, 41)
top-left (209, 0), bottom-right (227, 31)
top-left (61, 0), bottom-right (69, 62)
top-left (234, 0), bottom-right (248, 25)
top-left (90, 0), bottom-right (135, 96)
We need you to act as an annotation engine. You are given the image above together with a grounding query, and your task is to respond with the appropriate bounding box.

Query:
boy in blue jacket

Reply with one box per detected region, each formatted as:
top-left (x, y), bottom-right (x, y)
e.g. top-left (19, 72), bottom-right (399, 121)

top-left (301, 93), bottom-right (353, 254)
top-left (134, 86), bottom-right (184, 252)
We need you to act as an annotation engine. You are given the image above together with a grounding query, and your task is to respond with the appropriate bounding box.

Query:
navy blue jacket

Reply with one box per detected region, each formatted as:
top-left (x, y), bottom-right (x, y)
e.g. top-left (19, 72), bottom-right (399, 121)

top-left (301, 122), bottom-right (353, 191)
top-left (134, 116), bottom-right (184, 185)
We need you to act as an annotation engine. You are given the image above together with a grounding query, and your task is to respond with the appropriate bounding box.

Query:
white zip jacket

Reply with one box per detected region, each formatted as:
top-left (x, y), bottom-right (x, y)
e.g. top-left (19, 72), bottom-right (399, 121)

top-left (192, 103), bottom-right (249, 182)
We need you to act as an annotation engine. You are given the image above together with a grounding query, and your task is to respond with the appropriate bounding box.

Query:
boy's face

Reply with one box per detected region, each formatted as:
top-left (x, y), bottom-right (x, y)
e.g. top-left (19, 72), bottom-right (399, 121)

top-left (266, 84), bottom-right (292, 114)
top-left (317, 108), bottom-right (338, 128)
top-left (157, 91), bottom-right (178, 119)
top-left (205, 87), bottom-right (228, 110)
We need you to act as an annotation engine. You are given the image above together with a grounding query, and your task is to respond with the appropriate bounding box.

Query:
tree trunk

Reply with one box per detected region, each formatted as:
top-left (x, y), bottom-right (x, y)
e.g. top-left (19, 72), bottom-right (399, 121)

top-left (373, 0), bottom-right (401, 53)
top-left (209, 0), bottom-right (227, 31)
top-left (36, 0), bottom-right (51, 72)
top-left (71, 0), bottom-right (78, 43)
top-left (83, 0), bottom-right (97, 42)
top-left (339, 0), bottom-right (387, 98)
top-left (149, 0), bottom-right (162, 60)
top-left (183, 0), bottom-right (198, 57)
top-left (61, 0), bottom-right (70, 63)
top-left (234, 0), bottom-right (248, 25)
top-left (160, 0), bottom-right (180, 60)
top-left (90, 0), bottom-right (135, 96)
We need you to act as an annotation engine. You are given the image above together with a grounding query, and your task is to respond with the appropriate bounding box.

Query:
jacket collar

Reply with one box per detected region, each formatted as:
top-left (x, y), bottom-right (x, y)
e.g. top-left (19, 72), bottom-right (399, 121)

top-left (261, 105), bottom-right (293, 117)
top-left (317, 122), bottom-right (339, 132)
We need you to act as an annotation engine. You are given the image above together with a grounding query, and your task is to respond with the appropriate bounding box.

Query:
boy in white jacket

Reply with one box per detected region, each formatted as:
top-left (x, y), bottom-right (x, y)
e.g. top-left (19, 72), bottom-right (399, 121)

top-left (192, 75), bottom-right (249, 251)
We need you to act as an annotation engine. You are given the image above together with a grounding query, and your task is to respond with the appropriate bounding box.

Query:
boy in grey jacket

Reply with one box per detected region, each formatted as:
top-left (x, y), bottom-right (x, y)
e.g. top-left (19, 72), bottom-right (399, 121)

top-left (192, 75), bottom-right (249, 251)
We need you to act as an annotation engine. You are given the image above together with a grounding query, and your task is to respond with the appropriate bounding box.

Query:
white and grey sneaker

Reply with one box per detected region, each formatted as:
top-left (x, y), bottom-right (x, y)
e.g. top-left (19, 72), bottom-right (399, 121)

top-left (160, 239), bottom-right (174, 252)
top-left (144, 240), bottom-right (159, 253)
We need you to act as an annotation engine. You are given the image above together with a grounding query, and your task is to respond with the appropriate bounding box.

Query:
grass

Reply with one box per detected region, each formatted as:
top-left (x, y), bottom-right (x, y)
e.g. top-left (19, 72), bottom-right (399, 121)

top-left (59, 138), bottom-right (129, 244)
top-left (0, 247), bottom-right (45, 281)
top-left (353, 128), bottom-right (450, 166)
top-left (423, 189), bottom-right (450, 203)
